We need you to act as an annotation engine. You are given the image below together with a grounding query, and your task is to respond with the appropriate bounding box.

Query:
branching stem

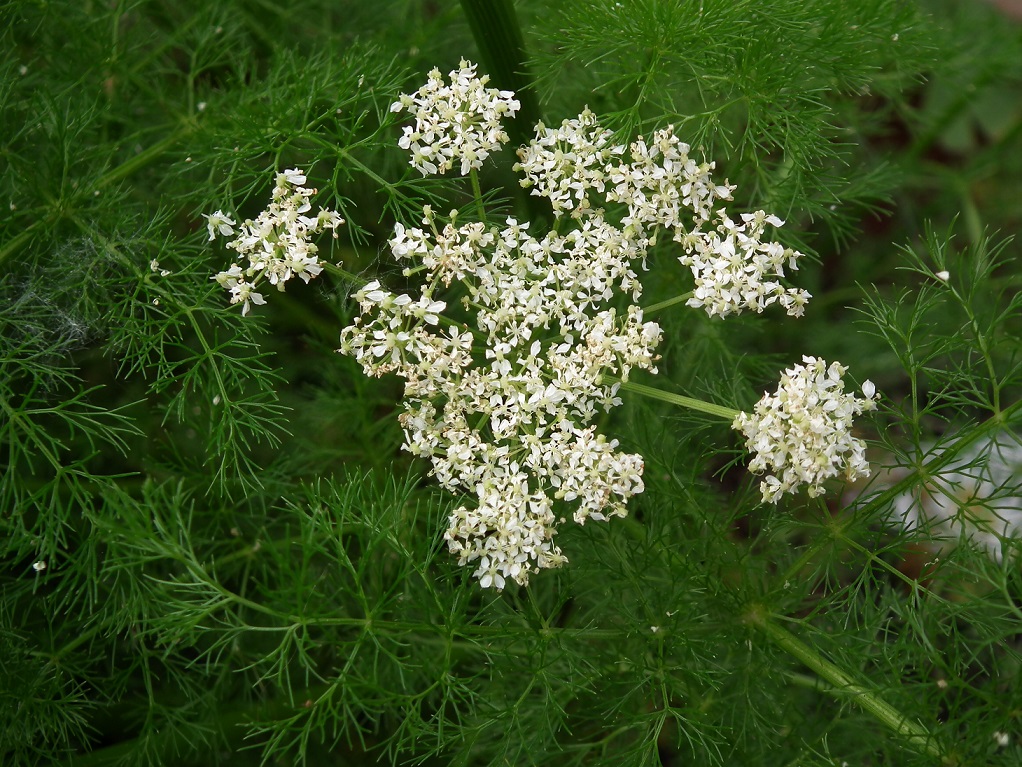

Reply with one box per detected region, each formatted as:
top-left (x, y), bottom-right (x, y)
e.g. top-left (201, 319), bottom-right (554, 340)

top-left (641, 291), bottom-right (694, 316)
top-left (749, 609), bottom-right (946, 761)
top-left (607, 377), bottom-right (740, 421)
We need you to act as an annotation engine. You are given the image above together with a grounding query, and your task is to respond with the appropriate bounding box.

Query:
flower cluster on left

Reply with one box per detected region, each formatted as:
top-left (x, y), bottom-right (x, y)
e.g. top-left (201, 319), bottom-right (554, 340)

top-left (206, 169), bottom-right (344, 315)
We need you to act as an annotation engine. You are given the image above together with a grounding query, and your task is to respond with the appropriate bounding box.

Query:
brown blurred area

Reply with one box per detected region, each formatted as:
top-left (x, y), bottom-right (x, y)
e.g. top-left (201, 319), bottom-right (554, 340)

top-left (988, 0), bottom-right (1022, 20)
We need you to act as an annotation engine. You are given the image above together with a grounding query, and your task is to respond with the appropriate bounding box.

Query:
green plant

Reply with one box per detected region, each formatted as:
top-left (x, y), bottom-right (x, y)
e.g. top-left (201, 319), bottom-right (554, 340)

top-left (2, 1), bottom-right (1021, 765)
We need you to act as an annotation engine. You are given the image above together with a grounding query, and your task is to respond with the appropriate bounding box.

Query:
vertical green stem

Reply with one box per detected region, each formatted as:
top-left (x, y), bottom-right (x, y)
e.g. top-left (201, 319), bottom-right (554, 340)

top-left (459, 0), bottom-right (542, 149)
top-left (470, 168), bottom-right (487, 221)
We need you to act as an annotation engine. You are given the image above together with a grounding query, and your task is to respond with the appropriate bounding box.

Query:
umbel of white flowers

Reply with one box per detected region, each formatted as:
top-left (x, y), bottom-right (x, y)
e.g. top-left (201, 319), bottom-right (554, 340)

top-left (206, 169), bottom-right (344, 315)
top-left (390, 59), bottom-right (521, 176)
top-left (340, 60), bottom-right (861, 589)
top-left (339, 208), bottom-right (659, 589)
top-left (734, 357), bottom-right (879, 503)
top-left (515, 110), bottom-right (812, 318)
top-left (206, 60), bottom-right (878, 588)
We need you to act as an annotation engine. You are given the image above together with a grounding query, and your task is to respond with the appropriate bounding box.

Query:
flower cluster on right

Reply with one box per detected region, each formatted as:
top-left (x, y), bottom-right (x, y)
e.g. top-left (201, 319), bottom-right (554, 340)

top-left (733, 357), bottom-right (879, 503)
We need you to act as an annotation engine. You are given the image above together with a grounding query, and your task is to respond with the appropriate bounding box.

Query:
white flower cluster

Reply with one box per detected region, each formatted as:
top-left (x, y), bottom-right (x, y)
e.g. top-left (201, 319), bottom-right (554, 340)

top-left (677, 211), bottom-right (811, 318)
top-left (339, 207), bottom-right (660, 588)
top-left (338, 66), bottom-right (871, 585)
top-left (513, 108), bottom-right (623, 218)
top-left (390, 59), bottom-right (520, 176)
top-left (733, 356), bottom-right (879, 503)
top-left (207, 169), bottom-right (344, 315)
top-left (605, 124), bottom-right (734, 235)
top-left (516, 115), bottom-right (811, 318)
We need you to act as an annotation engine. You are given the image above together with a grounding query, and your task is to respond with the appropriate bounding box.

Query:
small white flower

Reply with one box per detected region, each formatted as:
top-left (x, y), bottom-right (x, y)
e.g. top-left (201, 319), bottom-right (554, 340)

top-left (203, 210), bottom-right (236, 241)
top-left (150, 259), bottom-right (171, 277)
top-left (934, 270), bottom-right (950, 281)
top-left (32, 560), bottom-right (47, 572)
top-left (228, 280), bottom-right (266, 316)
top-left (279, 168), bottom-right (307, 186)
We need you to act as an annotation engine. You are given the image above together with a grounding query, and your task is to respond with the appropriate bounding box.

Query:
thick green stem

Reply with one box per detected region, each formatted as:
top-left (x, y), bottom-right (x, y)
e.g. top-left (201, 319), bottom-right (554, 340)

top-left (608, 377), bottom-right (740, 421)
top-left (459, 0), bottom-right (550, 224)
top-left (0, 221), bottom-right (48, 268)
top-left (459, 0), bottom-right (541, 149)
top-left (750, 610), bottom-right (945, 761)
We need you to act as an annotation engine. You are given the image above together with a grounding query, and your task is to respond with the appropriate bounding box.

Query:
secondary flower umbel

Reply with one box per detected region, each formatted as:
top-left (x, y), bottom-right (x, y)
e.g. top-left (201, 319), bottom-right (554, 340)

top-left (677, 211), bottom-right (811, 318)
top-left (513, 108), bottom-right (624, 218)
top-left (207, 169), bottom-right (344, 315)
top-left (390, 59), bottom-right (520, 176)
top-left (733, 356), bottom-right (879, 503)
top-left (517, 113), bottom-right (812, 318)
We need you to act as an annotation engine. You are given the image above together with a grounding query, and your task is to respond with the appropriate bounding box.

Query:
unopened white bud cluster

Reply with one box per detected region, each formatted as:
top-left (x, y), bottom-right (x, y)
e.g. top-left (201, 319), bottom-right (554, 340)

top-left (516, 114), bottom-right (811, 319)
top-left (207, 169), bottom-right (344, 315)
top-left (340, 206), bottom-right (660, 589)
top-left (390, 59), bottom-right (520, 176)
top-left (733, 356), bottom-right (879, 503)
